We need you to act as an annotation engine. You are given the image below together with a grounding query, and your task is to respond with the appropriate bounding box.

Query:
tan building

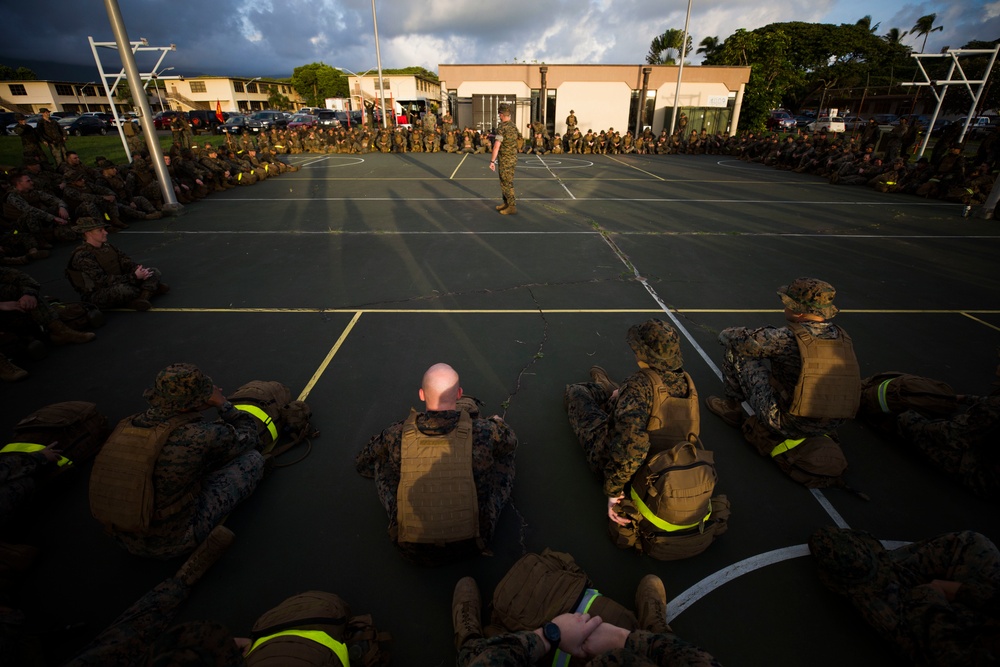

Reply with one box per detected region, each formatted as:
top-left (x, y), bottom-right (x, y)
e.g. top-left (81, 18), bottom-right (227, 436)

top-left (341, 73), bottom-right (442, 122)
top-left (1, 76), bottom-right (305, 115)
top-left (437, 64), bottom-right (751, 137)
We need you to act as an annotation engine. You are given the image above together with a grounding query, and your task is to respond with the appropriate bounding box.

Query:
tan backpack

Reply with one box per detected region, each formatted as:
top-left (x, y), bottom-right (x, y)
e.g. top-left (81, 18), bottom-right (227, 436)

top-left (742, 416), bottom-right (849, 489)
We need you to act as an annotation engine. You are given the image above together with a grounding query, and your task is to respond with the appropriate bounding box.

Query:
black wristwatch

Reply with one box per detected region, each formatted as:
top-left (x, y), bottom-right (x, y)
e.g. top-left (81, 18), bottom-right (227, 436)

top-left (543, 621), bottom-right (561, 649)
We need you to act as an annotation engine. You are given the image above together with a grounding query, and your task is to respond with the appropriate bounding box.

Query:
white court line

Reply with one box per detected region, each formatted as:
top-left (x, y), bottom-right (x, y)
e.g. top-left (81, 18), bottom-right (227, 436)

top-left (666, 540), bottom-right (911, 622)
top-left (127, 230), bottom-right (1000, 240)
top-left (534, 153), bottom-right (576, 199)
top-left (198, 196), bottom-right (953, 207)
top-left (298, 156), bottom-right (366, 168)
top-left (449, 153), bottom-right (469, 179)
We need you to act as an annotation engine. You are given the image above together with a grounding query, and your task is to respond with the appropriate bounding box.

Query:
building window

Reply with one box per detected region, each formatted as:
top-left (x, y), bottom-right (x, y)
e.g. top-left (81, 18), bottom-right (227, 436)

top-left (234, 81), bottom-right (244, 93)
top-left (247, 82), bottom-right (258, 94)
top-left (9, 84), bottom-right (27, 96)
top-left (189, 81), bottom-right (207, 93)
top-left (55, 84), bottom-right (74, 95)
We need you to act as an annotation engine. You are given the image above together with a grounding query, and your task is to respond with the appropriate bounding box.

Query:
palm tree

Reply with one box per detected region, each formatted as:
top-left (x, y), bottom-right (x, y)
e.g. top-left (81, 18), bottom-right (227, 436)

top-left (856, 15), bottom-right (880, 34)
top-left (911, 14), bottom-right (943, 53)
top-left (646, 29), bottom-right (693, 65)
top-left (883, 27), bottom-right (908, 45)
top-left (697, 35), bottom-right (720, 60)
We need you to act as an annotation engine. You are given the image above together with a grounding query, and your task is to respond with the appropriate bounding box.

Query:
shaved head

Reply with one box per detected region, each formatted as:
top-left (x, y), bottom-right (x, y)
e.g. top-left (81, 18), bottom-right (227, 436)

top-left (419, 363), bottom-right (462, 410)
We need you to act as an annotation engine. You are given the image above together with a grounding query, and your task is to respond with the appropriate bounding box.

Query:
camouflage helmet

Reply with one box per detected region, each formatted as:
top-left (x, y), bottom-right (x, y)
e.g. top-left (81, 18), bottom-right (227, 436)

top-left (142, 363), bottom-right (214, 412)
top-left (777, 277), bottom-right (839, 319)
top-left (498, 103), bottom-right (512, 116)
top-left (809, 526), bottom-right (884, 589)
top-left (626, 318), bottom-right (683, 371)
top-left (71, 217), bottom-right (110, 233)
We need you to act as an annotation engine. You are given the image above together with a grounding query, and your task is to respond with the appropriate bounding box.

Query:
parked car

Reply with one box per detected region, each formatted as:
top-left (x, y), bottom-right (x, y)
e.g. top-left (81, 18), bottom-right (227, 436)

top-left (63, 115), bottom-right (110, 136)
top-left (57, 115), bottom-right (81, 130)
top-left (807, 116), bottom-right (846, 133)
top-left (5, 114), bottom-right (42, 135)
top-left (766, 110), bottom-right (796, 131)
top-left (968, 116), bottom-right (998, 140)
top-left (870, 114), bottom-right (898, 129)
top-left (793, 115), bottom-right (814, 128)
top-left (81, 111), bottom-right (115, 124)
top-left (109, 112), bottom-right (140, 127)
top-left (187, 109), bottom-right (227, 134)
top-left (333, 110), bottom-right (364, 127)
top-left (287, 114), bottom-right (317, 129)
top-left (315, 110), bottom-right (341, 128)
top-left (51, 111), bottom-right (77, 119)
top-left (216, 115), bottom-right (263, 135)
top-left (0, 111), bottom-right (18, 130)
top-left (843, 115), bottom-right (867, 131)
top-left (153, 110), bottom-right (186, 130)
top-left (250, 110), bottom-right (288, 130)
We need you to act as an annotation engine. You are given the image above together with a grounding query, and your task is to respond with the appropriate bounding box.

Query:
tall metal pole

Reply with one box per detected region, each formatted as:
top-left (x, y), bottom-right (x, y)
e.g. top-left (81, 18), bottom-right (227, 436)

top-left (101, 0), bottom-right (178, 210)
top-left (371, 0), bottom-right (389, 128)
top-left (635, 66), bottom-right (651, 139)
top-left (669, 0), bottom-right (693, 136)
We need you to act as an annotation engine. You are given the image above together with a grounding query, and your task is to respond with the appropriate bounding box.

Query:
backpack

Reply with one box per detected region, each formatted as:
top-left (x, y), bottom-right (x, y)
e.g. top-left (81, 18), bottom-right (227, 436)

top-left (742, 415), bottom-right (849, 489)
top-left (227, 381), bottom-right (315, 452)
top-left (11, 401), bottom-right (110, 471)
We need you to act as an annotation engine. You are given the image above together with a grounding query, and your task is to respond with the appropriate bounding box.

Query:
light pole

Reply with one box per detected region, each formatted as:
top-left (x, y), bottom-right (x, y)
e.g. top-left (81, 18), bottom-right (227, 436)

top-left (335, 67), bottom-right (375, 121)
top-left (78, 81), bottom-right (95, 112)
top-left (371, 0), bottom-right (389, 128)
top-left (245, 76), bottom-right (261, 113)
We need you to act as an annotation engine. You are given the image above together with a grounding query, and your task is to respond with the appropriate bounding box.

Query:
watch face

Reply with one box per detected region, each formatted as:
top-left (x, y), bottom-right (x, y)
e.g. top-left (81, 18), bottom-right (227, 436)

top-left (543, 621), bottom-right (561, 647)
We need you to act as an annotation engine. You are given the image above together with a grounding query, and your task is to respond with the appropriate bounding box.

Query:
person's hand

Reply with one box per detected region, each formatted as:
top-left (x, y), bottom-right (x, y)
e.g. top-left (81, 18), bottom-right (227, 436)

top-left (607, 495), bottom-right (630, 526)
top-left (582, 621), bottom-right (631, 655)
top-left (609, 388), bottom-right (620, 402)
top-left (925, 579), bottom-right (962, 601)
top-left (489, 161), bottom-right (497, 172)
top-left (40, 442), bottom-right (63, 463)
top-left (205, 385), bottom-right (227, 408)
top-left (549, 613), bottom-right (603, 658)
top-left (17, 294), bottom-right (37, 311)
top-left (0, 300), bottom-right (22, 312)
top-left (58, 207), bottom-right (70, 219)
top-left (233, 637), bottom-right (252, 655)
top-left (103, 194), bottom-right (115, 202)
top-left (134, 265), bottom-right (153, 280)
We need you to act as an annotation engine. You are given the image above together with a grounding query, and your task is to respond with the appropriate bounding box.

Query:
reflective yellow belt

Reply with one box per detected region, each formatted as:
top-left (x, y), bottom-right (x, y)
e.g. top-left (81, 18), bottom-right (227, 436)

top-left (877, 378), bottom-right (894, 413)
top-left (630, 486), bottom-right (711, 532)
top-left (552, 589), bottom-right (602, 666)
top-left (770, 437), bottom-right (807, 457)
top-left (0, 442), bottom-right (71, 467)
top-left (246, 629), bottom-right (349, 664)
top-left (233, 404), bottom-right (278, 441)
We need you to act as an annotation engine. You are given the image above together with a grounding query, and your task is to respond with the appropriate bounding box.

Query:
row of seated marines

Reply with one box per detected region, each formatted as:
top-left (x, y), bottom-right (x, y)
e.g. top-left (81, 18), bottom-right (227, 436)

top-left (0, 277), bottom-right (996, 665)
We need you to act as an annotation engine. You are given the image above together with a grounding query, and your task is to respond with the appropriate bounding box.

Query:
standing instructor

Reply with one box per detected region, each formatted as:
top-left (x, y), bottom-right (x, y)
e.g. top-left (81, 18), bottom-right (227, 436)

top-left (490, 103), bottom-right (519, 216)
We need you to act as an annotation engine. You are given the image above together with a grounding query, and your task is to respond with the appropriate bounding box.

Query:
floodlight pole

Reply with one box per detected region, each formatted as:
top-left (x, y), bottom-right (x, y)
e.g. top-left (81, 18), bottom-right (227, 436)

top-left (100, 0), bottom-right (178, 210)
top-left (668, 0), bottom-right (693, 136)
top-left (372, 0), bottom-right (389, 128)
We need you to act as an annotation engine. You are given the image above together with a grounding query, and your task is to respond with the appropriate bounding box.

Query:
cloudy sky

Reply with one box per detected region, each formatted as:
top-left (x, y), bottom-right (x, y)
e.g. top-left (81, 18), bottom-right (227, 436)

top-left (1, 0), bottom-right (997, 81)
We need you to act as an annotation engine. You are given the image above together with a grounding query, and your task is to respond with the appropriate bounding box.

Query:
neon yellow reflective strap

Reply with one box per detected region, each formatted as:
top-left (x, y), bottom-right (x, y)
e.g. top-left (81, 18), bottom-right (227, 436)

top-left (769, 437), bottom-right (807, 458)
top-left (630, 486), bottom-right (711, 532)
top-left (551, 590), bottom-right (601, 666)
top-left (877, 378), bottom-right (894, 413)
top-left (232, 404), bottom-right (278, 441)
top-left (0, 442), bottom-right (71, 467)
top-left (246, 629), bottom-right (349, 664)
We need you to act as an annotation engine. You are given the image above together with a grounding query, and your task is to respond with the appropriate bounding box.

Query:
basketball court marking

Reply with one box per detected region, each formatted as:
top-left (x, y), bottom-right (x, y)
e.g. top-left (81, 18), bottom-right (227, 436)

top-left (518, 156), bottom-right (593, 170)
top-left (295, 155), bottom-right (366, 168)
top-left (532, 153), bottom-right (577, 199)
top-left (194, 196), bottom-right (954, 207)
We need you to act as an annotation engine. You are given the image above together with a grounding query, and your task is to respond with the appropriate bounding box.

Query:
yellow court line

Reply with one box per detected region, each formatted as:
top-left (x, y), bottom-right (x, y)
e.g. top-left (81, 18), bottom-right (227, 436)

top-left (604, 155), bottom-right (665, 181)
top-left (148, 307), bottom-right (1000, 315)
top-left (297, 311), bottom-right (362, 401)
top-left (961, 312), bottom-right (1000, 332)
top-left (449, 153), bottom-right (469, 179)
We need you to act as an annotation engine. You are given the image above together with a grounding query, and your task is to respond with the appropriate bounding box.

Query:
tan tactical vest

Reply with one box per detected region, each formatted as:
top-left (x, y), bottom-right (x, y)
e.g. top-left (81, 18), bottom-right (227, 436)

top-left (89, 414), bottom-right (199, 533)
top-left (396, 409), bottom-right (479, 545)
top-left (246, 591), bottom-right (351, 666)
top-left (786, 323), bottom-right (861, 419)
top-left (637, 369), bottom-right (700, 453)
top-left (65, 245), bottom-right (124, 295)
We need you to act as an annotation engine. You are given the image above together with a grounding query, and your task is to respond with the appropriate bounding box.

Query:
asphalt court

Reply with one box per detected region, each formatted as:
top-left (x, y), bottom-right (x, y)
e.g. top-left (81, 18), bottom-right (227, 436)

top-left (4, 151), bottom-right (999, 666)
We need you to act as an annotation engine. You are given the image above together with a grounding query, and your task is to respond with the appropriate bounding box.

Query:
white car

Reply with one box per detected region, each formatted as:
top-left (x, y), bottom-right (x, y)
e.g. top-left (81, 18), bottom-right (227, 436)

top-left (808, 116), bottom-right (846, 134)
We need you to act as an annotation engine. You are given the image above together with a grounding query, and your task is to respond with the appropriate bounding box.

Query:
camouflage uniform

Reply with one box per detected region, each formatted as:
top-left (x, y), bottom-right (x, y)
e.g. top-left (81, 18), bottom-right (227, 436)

top-left (65, 236), bottom-right (163, 309)
top-left (356, 405), bottom-right (518, 564)
top-left (37, 113), bottom-right (68, 165)
top-left (896, 394), bottom-right (1000, 501)
top-left (0, 448), bottom-right (54, 525)
top-left (717, 278), bottom-right (853, 439)
top-left (122, 119), bottom-right (144, 156)
top-left (494, 108), bottom-right (520, 209)
top-left (565, 319), bottom-right (691, 497)
top-left (12, 117), bottom-right (43, 160)
top-left (0, 266), bottom-right (62, 330)
top-left (810, 527), bottom-right (1000, 666)
top-left (110, 363), bottom-right (265, 559)
top-left (459, 629), bottom-right (722, 666)
top-left (3, 185), bottom-right (70, 242)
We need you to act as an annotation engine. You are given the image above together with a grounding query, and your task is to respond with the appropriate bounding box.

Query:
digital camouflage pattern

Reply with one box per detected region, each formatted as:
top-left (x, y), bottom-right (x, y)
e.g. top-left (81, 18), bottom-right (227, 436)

top-left (495, 117), bottom-right (519, 209)
top-left (717, 320), bottom-right (851, 438)
top-left (810, 527), bottom-right (1000, 666)
top-left (0, 449), bottom-right (53, 524)
top-left (65, 240), bottom-right (162, 308)
top-left (112, 366), bottom-right (264, 558)
top-left (458, 629), bottom-right (722, 666)
top-left (566, 320), bottom-right (691, 496)
top-left (356, 409), bottom-right (517, 561)
top-left (896, 395), bottom-right (1000, 501)
top-left (777, 277), bottom-right (839, 319)
top-left (0, 267), bottom-right (59, 328)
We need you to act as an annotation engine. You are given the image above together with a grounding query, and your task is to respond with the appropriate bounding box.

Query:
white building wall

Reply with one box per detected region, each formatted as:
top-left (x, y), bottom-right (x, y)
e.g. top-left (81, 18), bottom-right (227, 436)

top-left (553, 82), bottom-right (632, 136)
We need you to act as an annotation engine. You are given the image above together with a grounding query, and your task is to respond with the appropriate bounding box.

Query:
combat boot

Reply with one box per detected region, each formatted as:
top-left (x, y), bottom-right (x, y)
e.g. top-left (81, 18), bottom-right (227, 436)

top-left (452, 576), bottom-right (482, 650)
top-left (175, 525), bottom-right (235, 587)
top-left (705, 396), bottom-right (744, 428)
top-left (48, 320), bottom-right (96, 345)
top-left (0, 353), bottom-right (27, 382)
top-left (145, 211), bottom-right (163, 220)
top-left (495, 203), bottom-right (508, 211)
top-left (635, 574), bottom-right (671, 634)
top-left (155, 283), bottom-right (171, 295)
top-left (498, 205), bottom-right (517, 216)
top-left (589, 365), bottom-right (620, 394)
top-left (127, 298), bottom-right (152, 311)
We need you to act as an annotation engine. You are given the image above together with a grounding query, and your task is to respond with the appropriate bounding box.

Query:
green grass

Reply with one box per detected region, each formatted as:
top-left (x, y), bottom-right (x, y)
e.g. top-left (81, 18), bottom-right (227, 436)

top-left (0, 132), bottom-right (191, 168)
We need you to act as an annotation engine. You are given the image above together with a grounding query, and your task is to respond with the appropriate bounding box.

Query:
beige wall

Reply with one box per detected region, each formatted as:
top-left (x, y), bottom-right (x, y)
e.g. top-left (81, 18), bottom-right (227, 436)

top-left (555, 82), bottom-right (632, 135)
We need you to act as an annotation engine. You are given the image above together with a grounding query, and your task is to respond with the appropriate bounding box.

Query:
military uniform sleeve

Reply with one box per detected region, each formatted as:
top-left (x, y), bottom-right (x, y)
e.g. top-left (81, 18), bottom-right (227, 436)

top-left (622, 630), bottom-right (723, 666)
top-left (36, 190), bottom-right (68, 211)
top-left (355, 421), bottom-right (404, 478)
top-left (603, 374), bottom-right (655, 497)
top-left (458, 630), bottom-right (547, 666)
top-left (0, 451), bottom-right (49, 484)
top-left (0, 267), bottom-right (41, 296)
top-left (718, 325), bottom-right (793, 358)
top-left (184, 405), bottom-right (260, 469)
